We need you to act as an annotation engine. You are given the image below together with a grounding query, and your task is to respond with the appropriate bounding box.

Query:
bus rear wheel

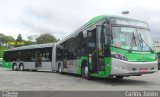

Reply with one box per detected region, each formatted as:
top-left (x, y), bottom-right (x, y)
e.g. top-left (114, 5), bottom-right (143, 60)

top-left (19, 63), bottom-right (24, 71)
top-left (12, 64), bottom-right (17, 71)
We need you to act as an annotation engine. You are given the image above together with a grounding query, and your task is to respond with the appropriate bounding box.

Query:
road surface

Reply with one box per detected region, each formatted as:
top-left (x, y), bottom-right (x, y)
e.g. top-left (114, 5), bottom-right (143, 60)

top-left (0, 68), bottom-right (160, 91)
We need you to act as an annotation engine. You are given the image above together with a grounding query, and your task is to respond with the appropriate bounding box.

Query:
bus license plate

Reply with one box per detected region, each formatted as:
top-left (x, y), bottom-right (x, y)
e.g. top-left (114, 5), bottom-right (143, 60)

top-left (139, 68), bottom-right (148, 73)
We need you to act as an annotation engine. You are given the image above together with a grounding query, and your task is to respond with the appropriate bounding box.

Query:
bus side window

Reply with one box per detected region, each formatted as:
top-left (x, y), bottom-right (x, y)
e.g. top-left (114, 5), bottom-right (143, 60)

top-left (31, 51), bottom-right (35, 62)
top-left (78, 32), bottom-right (87, 56)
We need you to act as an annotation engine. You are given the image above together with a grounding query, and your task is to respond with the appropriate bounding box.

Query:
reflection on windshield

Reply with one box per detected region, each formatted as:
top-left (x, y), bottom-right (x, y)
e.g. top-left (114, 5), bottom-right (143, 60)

top-left (111, 27), bottom-right (154, 52)
top-left (137, 29), bottom-right (154, 51)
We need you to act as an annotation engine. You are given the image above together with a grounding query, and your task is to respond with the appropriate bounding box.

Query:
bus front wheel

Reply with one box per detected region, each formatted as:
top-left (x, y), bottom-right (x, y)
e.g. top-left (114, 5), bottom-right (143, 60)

top-left (81, 64), bottom-right (91, 80)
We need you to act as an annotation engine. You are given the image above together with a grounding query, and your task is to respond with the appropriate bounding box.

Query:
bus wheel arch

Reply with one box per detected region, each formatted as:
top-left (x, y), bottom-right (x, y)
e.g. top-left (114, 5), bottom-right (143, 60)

top-left (19, 62), bottom-right (24, 71)
top-left (12, 63), bottom-right (18, 71)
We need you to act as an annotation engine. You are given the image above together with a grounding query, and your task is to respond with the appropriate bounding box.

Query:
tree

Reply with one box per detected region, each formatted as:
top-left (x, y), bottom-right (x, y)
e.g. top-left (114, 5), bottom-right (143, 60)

top-left (16, 34), bottom-right (23, 41)
top-left (15, 34), bottom-right (24, 47)
top-left (6, 36), bottom-right (15, 43)
top-left (36, 33), bottom-right (58, 44)
top-left (0, 33), bottom-right (15, 57)
top-left (0, 33), bottom-right (6, 43)
top-left (27, 35), bottom-right (37, 42)
top-left (0, 33), bottom-right (15, 47)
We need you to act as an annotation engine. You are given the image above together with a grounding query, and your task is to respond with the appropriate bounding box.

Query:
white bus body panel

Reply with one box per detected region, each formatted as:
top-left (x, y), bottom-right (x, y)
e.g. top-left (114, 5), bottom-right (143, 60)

top-left (23, 62), bottom-right (35, 70)
top-left (111, 58), bottom-right (158, 76)
top-left (41, 62), bottom-right (52, 70)
top-left (10, 43), bottom-right (57, 71)
top-left (67, 59), bottom-right (79, 74)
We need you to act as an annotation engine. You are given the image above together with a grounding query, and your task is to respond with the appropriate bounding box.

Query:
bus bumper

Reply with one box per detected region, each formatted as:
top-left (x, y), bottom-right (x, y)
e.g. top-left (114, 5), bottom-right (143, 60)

top-left (111, 58), bottom-right (158, 76)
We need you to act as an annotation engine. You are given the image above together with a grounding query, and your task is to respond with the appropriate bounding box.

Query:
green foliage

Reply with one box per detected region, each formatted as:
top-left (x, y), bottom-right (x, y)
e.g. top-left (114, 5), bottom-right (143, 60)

top-left (27, 36), bottom-right (34, 42)
top-left (0, 33), bottom-right (6, 43)
top-left (0, 33), bottom-right (59, 46)
top-left (25, 35), bottom-right (37, 45)
top-left (0, 33), bottom-right (15, 57)
top-left (14, 34), bottom-right (23, 47)
top-left (36, 33), bottom-right (58, 44)
top-left (0, 33), bottom-right (15, 46)
top-left (6, 36), bottom-right (15, 43)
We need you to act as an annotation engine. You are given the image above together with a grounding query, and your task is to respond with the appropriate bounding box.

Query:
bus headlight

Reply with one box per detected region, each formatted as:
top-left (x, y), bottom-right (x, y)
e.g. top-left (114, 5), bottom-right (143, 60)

top-left (111, 53), bottom-right (128, 61)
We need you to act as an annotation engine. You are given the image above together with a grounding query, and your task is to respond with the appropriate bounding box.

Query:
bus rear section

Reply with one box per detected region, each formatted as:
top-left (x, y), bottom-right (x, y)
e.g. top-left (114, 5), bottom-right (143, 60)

top-left (2, 43), bottom-right (56, 71)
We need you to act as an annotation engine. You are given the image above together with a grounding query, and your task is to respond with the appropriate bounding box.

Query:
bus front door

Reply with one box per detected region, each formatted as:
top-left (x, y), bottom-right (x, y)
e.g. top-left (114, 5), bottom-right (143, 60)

top-left (87, 29), bottom-right (99, 73)
top-left (87, 26), bottom-right (105, 73)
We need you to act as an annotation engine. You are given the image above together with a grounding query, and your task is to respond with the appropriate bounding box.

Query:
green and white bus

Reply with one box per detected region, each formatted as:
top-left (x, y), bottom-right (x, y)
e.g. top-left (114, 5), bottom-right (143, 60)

top-left (2, 15), bottom-right (158, 79)
top-left (56, 15), bottom-right (158, 79)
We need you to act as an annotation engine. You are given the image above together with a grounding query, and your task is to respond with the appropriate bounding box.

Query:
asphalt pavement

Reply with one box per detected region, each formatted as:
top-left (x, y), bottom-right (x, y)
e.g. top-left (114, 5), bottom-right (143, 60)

top-left (0, 68), bottom-right (160, 91)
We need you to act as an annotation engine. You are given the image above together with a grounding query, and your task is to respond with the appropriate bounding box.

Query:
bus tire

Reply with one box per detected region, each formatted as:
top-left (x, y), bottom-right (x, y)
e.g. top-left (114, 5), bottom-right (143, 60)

top-left (12, 63), bottom-right (17, 71)
top-left (32, 69), bottom-right (37, 72)
top-left (19, 63), bottom-right (24, 71)
top-left (58, 64), bottom-right (63, 74)
top-left (115, 76), bottom-right (124, 79)
top-left (81, 61), bottom-right (91, 80)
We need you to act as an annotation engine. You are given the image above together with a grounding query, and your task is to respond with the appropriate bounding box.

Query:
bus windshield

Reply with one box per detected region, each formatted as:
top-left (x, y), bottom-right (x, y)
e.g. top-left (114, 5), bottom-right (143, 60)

top-left (111, 27), bottom-right (154, 52)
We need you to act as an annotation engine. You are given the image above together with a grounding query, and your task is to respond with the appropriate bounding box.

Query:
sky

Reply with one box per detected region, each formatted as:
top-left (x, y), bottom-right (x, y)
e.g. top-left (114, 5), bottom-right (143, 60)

top-left (0, 0), bottom-right (160, 41)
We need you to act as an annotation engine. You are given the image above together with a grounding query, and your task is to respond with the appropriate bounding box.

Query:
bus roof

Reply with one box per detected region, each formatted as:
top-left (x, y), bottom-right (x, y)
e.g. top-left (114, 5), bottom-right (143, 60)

top-left (7, 43), bottom-right (55, 51)
top-left (87, 15), bottom-right (146, 27)
top-left (57, 15), bottom-right (146, 45)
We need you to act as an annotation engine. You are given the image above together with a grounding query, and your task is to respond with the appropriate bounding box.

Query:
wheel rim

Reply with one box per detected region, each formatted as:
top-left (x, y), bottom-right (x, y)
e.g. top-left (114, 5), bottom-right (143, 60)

top-left (84, 66), bottom-right (88, 77)
top-left (14, 65), bottom-right (17, 70)
top-left (20, 65), bottom-right (23, 70)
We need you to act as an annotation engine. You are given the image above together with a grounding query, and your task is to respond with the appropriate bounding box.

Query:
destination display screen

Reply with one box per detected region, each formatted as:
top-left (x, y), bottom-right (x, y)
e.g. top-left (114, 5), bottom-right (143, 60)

top-left (111, 18), bottom-right (148, 28)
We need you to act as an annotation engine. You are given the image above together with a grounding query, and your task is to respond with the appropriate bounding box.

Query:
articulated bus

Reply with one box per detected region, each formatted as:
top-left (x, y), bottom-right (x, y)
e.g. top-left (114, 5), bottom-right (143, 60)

top-left (2, 15), bottom-right (158, 79)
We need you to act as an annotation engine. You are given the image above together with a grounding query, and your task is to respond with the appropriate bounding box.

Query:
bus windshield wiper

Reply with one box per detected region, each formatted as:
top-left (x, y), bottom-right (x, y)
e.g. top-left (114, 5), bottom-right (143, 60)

top-left (138, 33), bottom-right (154, 53)
top-left (129, 32), bottom-right (136, 53)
